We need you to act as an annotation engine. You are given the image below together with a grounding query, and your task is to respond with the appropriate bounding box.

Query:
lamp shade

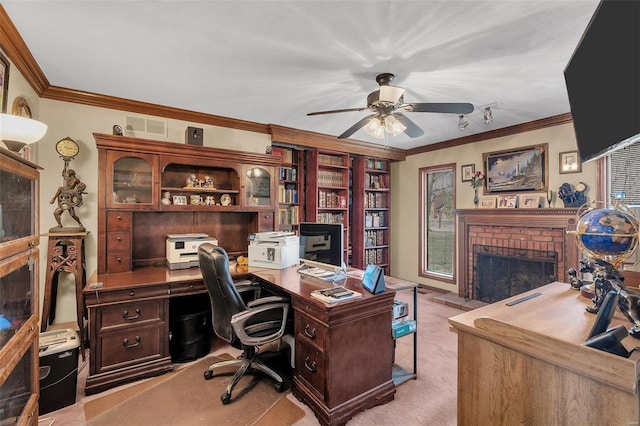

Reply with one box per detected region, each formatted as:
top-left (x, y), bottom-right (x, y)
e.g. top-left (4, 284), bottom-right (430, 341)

top-left (0, 113), bottom-right (48, 145)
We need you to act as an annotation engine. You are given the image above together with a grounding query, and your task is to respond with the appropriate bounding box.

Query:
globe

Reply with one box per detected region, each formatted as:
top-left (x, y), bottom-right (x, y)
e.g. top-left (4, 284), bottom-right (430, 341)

top-left (574, 204), bottom-right (639, 269)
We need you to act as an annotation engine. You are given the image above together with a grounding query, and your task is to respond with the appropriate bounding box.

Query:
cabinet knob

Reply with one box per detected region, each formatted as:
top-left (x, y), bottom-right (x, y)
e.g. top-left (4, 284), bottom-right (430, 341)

top-left (129, 290), bottom-right (135, 297)
top-left (304, 324), bottom-right (316, 339)
top-left (116, 257), bottom-right (122, 262)
top-left (116, 237), bottom-right (122, 241)
top-left (117, 215), bottom-right (123, 220)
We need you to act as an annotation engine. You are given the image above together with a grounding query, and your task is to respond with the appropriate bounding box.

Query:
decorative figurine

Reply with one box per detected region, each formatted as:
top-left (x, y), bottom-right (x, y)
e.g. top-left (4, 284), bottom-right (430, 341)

top-left (202, 176), bottom-right (216, 189)
top-left (567, 267), bottom-right (583, 290)
top-left (204, 195), bottom-right (215, 205)
top-left (161, 191), bottom-right (172, 205)
top-left (558, 182), bottom-right (588, 208)
top-left (50, 168), bottom-right (86, 231)
top-left (186, 174), bottom-right (199, 188)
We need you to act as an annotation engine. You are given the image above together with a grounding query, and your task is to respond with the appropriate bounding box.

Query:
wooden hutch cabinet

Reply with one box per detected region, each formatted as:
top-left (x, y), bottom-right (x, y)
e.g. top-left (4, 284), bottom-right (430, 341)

top-left (95, 133), bottom-right (280, 274)
top-left (351, 156), bottom-right (391, 274)
top-left (86, 134), bottom-right (280, 394)
top-left (0, 149), bottom-right (40, 424)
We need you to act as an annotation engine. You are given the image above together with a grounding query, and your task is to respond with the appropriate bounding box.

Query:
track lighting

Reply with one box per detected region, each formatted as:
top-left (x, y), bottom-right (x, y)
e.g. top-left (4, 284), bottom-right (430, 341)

top-left (483, 107), bottom-right (493, 124)
top-left (458, 115), bottom-right (469, 131)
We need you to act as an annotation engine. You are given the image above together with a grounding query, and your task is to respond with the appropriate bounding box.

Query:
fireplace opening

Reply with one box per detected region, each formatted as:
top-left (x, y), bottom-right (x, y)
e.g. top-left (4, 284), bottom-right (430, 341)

top-left (472, 245), bottom-right (557, 303)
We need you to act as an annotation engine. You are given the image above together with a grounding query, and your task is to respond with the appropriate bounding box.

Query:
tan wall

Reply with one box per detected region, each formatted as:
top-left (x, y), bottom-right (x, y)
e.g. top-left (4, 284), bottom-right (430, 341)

top-left (390, 124), bottom-right (597, 293)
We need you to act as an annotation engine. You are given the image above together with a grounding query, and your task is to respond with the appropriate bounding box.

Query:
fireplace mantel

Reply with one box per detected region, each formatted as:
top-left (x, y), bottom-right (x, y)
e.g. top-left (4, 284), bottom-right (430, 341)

top-left (455, 208), bottom-right (580, 299)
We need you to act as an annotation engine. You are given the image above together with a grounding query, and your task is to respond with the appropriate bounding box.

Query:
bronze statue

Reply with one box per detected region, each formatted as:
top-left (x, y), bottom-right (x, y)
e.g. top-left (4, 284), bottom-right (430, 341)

top-left (50, 167), bottom-right (86, 232)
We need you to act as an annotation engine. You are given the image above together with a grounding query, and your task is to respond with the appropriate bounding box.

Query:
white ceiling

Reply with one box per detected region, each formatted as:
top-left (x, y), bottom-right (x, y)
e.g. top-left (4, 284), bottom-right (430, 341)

top-left (2, 0), bottom-right (600, 150)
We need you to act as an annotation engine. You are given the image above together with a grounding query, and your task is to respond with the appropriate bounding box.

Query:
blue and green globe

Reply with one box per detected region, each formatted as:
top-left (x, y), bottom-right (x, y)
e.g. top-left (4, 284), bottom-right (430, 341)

top-left (575, 206), bottom-right (639, 269)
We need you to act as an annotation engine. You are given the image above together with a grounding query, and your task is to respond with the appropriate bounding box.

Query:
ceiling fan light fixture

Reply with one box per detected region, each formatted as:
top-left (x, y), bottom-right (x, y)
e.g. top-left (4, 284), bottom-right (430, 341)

top-left (385, 115), bottom-right (406, 136)
top-left (458, 115), bottom-right (469, 131)
top-left (364, 117), bottom-right (385, 139)
top-left (483, 107), bottom-right (494, 124)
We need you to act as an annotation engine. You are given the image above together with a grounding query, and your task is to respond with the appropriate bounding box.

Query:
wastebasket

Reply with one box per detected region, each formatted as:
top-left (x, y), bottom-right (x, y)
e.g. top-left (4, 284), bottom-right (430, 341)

top-left (169, 296), bottom-right (211, 362)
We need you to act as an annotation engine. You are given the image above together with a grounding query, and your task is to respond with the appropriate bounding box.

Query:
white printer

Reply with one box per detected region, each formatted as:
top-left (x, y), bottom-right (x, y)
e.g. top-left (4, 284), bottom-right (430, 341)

top-left (166, 233), bottom-right (218, 270)
top-left (248, 232), bottom-right (299, 269)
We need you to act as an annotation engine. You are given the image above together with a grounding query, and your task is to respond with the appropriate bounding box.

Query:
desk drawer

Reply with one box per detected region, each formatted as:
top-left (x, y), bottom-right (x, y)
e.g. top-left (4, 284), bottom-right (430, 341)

top-left (106, 251), bottom-right (131, 273)
top-left (96, 322), bottom-right (167, 374)
top-left (170, 280), bottom-right (206, 296)
top-left (107, 211), bottom-right (132, 230)
top-left (98, 299), bottom-right (164, 330)
top-left (107, 231), bottom-right (131, 251)
top-left (95, 284), bottom-right (170, 305)
top-left (295, 312), bottom-right (327, 352)
top-left (295, 341), bottom-right (326, 399)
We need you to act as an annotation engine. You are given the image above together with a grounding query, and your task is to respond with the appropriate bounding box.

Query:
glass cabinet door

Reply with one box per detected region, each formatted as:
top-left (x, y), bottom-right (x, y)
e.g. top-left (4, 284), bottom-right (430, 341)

top-left (243, 165), bottom-right (275, 209)
top-left (0, 250), bottom-right (36, 353)
top-left (107, 151), bottom-right (158, 209)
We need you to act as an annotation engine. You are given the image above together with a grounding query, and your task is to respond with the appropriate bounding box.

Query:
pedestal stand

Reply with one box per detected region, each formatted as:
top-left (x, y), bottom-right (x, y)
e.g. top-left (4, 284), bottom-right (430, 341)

top-left (41, 231), bottom-right (89, 360)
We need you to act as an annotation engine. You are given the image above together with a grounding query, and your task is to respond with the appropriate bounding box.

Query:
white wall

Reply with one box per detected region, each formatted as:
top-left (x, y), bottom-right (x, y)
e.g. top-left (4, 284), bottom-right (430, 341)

top-left (390, 124), bottom-right (597, 293)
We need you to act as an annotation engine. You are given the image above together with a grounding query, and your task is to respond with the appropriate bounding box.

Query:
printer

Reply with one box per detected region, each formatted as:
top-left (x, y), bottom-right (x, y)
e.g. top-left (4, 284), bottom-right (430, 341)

top-left (166, 233), bottom-right (218, 270)
top-left (248, 232), bottom-right (299, 269)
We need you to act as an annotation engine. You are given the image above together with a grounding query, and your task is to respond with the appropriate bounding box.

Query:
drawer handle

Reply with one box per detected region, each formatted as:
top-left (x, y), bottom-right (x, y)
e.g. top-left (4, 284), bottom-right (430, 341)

top-left (304, 324), bottom-right (316, 339)
top-left (117, 215), bottom-right (123, 220)
top-left (129, 290), bottom-right (135, 297)
top-left (116, 257), bottom-right (122, 262)
top-left (123, 308), bottom-right (141, 320)
top-left (123, 336), bottom-right (141, 348)
top-left (116, 237), bottom-right (122, 241)
top-left (304, 356), bottom-right (316, 373)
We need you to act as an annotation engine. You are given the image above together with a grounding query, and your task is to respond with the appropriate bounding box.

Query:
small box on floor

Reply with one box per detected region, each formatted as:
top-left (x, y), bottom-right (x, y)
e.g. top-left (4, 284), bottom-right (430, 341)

top-left (392, 317), bottom-right (417, 338)
top-left (39, 329), bottom-right (80, 415)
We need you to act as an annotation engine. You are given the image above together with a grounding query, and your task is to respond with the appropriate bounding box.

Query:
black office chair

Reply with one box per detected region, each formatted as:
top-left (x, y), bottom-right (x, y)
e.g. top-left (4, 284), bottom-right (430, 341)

top-left (198, 243), bottom-right (292, 404)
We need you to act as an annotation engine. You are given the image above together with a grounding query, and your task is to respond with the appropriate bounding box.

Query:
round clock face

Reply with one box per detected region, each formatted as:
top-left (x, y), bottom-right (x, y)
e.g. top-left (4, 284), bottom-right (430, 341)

top-left (576, 182), bottom-right (587, 192)
top-left (220, 194), bottom-right (232, 206)
top-left (56, 137), bottom-right (79, 158)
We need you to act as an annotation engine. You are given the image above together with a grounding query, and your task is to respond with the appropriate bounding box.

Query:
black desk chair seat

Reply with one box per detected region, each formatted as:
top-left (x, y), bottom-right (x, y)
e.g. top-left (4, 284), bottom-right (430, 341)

top-left (198, 243), bottom-right (293, 404)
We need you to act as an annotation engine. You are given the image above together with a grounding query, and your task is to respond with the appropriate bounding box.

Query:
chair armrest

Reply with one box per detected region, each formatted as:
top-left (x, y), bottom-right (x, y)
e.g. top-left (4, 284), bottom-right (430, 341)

top-left (231, 302), bottom-right (290, 346)
top-left (235, 281), bottom-right (261, 299)
top-left (247, 295), bottom-right (289, 308)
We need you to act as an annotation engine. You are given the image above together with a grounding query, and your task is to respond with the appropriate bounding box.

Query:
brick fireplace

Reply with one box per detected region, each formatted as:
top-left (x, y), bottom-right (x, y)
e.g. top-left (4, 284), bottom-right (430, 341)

top-left (456, 208), bottom-right (580, 301)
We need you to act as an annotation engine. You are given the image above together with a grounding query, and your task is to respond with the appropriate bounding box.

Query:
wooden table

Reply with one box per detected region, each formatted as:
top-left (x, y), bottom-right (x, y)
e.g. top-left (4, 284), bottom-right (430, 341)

top-left (449, 282), bottom-right (640, 425)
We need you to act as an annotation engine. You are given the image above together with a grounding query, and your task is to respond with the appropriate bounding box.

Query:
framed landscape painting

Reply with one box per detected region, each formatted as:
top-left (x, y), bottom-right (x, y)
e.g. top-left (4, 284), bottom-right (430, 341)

top-left (483, 143), bottom-right (548, 194)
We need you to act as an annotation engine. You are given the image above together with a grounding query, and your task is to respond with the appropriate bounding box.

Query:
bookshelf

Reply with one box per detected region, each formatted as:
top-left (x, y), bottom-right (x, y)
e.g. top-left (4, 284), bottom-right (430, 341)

top-left (305, 149), bottom-right (350, 264)
top-left (272, 146), bottom-right (304, 232)
top-left (352, 156), bottom-right (391, 273)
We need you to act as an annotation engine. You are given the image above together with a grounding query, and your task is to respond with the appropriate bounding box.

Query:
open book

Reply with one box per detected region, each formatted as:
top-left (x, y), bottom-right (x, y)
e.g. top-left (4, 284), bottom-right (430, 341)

top-left (310, 286), bottom-right (362, 304)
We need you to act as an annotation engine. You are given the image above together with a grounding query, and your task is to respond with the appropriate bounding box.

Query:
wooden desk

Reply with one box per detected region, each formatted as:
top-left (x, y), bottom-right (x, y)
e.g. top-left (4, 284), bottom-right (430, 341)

top-left (449, 282), bottom-right (640, 425)
top-left (84, 265), bottom-right (400, 425)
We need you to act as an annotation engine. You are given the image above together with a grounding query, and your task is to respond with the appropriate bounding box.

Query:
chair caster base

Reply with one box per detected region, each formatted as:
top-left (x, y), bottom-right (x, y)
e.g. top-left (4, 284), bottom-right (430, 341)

top-left (274, 381), bottom-right (285, 392)
top-left (204, 370), bottom-right (214, 380)
top-left (221, 392), bottom-right (231, 405)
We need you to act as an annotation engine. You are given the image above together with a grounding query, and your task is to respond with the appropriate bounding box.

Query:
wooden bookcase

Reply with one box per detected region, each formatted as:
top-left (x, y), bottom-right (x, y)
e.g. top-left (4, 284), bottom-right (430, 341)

top-left (305, 149), bottom-right (350, 264)
top-left (351, 156), bottom-right (391, 273)
top-left (272, 146), bottom-right (304, 232)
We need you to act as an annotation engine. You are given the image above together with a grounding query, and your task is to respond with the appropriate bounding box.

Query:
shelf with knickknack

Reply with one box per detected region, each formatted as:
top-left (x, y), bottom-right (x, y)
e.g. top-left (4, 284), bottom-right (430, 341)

top-left (352, 156), bottom-right (391, 274)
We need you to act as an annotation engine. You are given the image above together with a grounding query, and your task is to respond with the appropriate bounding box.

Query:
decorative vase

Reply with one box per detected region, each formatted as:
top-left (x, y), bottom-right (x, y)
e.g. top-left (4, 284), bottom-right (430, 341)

top-left (473, 188), bottom-right (479, 207)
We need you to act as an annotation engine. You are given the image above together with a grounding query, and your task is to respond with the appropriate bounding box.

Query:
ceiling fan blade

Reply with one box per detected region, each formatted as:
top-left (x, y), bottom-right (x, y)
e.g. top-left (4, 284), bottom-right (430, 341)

top-left (307, 107), bottom-right (368, 116)
top-left (402, 102), bottom-right (474, 114)
top-left (393, 113), bottom-right (424, 138)
top-left (379, 85), bottom-right (405, 104)
top-left (337, 114), bottom-right (376, 139)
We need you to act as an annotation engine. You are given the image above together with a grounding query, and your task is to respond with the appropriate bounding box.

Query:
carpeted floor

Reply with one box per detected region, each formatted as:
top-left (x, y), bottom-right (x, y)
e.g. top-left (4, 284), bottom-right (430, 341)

top-left (38, 288), bottom-right (462, 426)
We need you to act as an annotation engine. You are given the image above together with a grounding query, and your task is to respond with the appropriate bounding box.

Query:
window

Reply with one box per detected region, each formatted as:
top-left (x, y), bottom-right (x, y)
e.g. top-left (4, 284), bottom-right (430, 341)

top-left (608, 144), bottom-right (640, 205)
top-left (419, 164), bottom-right (456, 283)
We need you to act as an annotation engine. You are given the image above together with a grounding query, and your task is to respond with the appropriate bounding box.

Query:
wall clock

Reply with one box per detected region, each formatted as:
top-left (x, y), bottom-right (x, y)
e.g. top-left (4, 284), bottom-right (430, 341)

top-left (56, 137), bottom-right (79, 159)
top-left (220, 194), bottom-right (231, 206)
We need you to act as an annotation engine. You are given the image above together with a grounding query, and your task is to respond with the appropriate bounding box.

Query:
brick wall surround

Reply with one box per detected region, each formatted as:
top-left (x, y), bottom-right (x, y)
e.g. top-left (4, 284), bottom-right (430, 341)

top-left (456, 208), bottom-right (580, 299)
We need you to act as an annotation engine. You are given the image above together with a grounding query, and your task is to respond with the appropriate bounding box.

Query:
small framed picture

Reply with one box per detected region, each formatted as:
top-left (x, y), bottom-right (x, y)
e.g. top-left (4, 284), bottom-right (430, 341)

top-left (559, 150), bottom-right (581, 174)
top-left (520, 195), bottom-right (541, 208)
top-left (461, 164), bottom-right (475, 182)
top-left (172, 195), bottom-right (187, 205)
top-left (479, 197), bottom-right (496, 208)
top-left (497, 194), bottom-right (517, 208)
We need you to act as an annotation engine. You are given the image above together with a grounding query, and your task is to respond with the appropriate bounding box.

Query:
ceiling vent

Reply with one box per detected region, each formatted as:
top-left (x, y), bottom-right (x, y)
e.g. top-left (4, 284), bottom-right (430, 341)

top-left (124, 114), bottom-right (168, 138)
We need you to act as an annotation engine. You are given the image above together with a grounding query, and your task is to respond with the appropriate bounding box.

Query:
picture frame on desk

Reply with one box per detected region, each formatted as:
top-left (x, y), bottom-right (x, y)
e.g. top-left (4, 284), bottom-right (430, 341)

top-left (172, 195), bottom-right (187, 205)
top-left (520, 195), bottom-right (541, 208)
top-left (478, 196), bottom-right (496, 208)
top-left (497, 194), bottom-right (517, 208)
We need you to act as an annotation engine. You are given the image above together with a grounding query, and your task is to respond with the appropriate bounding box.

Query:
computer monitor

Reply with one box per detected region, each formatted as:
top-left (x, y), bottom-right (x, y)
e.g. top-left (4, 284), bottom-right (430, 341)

top-left (299, 222), bottom-right (345, 271)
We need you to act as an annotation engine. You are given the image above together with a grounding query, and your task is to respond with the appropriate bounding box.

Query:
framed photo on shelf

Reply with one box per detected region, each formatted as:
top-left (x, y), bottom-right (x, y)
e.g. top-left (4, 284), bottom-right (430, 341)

top-left (0, 51), bottom-right (9, 113)
top-left (520, 195), bottom-right (541, 208)
top-left (479, 196), bottom-right (496, 208)
top-left (497, 194), bottom-right (518, 208)
top-left (559, 150), bottom-right (582, 174)
top-left (172, 195), bottom-right (187, 205)
top-left (483, 143), bottom-right (548, 194)
top-left (461, 164), bottom-right (475, 182)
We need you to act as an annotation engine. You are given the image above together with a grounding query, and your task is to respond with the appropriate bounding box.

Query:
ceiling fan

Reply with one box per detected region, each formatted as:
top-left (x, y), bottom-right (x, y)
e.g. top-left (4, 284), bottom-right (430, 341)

top-left (307, 73), bottom-right (474, 140)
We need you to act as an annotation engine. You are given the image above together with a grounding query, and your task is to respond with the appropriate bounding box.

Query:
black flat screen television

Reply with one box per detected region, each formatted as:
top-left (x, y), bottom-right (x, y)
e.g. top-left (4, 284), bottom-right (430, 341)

top-left (564, 0), bottom-right (640, 164)
top-left (299, 222), bottom-right (345, 271)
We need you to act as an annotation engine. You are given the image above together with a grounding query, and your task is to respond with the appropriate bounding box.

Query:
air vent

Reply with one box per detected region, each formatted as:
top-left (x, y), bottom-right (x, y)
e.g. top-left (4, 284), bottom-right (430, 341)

top-left (124, 114), bottom-right (168, 138)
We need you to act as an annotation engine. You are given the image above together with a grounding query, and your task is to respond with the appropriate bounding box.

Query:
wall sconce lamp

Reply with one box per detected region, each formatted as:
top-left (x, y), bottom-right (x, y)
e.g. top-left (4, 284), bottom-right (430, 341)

top-left (483, 107), bottom-right (494, 125)
top-left (0, 113), bottom-right (48, 156)
top-left (458, 115), bottom-right (469, 131)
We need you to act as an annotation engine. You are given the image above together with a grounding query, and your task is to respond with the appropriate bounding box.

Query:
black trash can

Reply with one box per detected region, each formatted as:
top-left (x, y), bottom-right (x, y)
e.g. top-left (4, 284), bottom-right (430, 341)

top-left (169, 296), bottom-right (211, 362)
top-left (39, 329), bottom-right (80, 415)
